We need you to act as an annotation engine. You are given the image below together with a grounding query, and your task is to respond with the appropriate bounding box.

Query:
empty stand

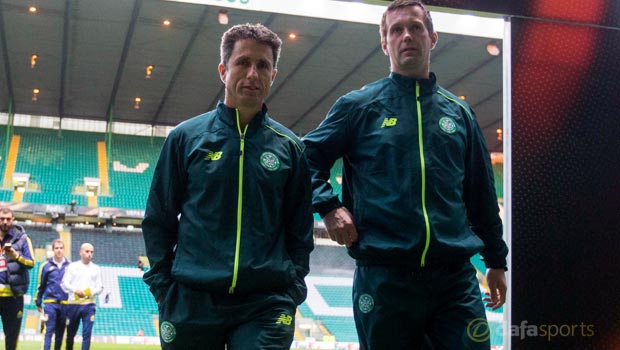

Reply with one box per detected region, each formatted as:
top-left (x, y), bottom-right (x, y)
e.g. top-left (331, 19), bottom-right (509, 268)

top-left (4, 128), bottom-right (164, 209)
top-left (14, 127), bottom-right (102, 206)
top-left (70, 227), bottom-right (146, 265)
top-left (22, 224), bottom-right (61, 250)
top-left (97, 134), bottom-right (164, 209)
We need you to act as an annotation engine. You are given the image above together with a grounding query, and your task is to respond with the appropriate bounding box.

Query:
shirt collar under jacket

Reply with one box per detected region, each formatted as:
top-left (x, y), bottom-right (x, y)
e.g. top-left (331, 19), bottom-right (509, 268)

top-left (53, 257), bottom-right (67, 269)
top-left (216, 101), bottom-right (269, 135)
top-left (389, 71), bottom-right (438, 95)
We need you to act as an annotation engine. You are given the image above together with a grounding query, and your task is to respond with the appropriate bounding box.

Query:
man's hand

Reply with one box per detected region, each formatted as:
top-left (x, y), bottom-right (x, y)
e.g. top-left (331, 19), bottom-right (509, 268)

top-left (323, 207), bottom-right (358, 247)
top-left (484, 268), bottom-right (507, 310)
top-left (4, 245), bottom-right (19, 261)
top-left (75, 290), bottom-right (86, 298)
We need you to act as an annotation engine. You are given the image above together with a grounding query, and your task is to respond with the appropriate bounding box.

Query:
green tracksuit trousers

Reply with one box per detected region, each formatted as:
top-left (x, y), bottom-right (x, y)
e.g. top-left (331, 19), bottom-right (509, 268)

top-left (353, 262), bottom-right (491, 350)
top-left (158, 282), bottom-right (297, 350)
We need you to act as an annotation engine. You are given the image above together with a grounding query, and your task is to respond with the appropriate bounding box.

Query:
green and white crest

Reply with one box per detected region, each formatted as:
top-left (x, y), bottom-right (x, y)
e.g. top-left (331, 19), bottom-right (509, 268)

top-left (439, 117), bottom-right (457, 134)
top-left (160, 321), bottom-right (176, 343)
top-left (260, 152), bottom-right (280, 171)
top-left (358, 294), bottom-right (375, 314)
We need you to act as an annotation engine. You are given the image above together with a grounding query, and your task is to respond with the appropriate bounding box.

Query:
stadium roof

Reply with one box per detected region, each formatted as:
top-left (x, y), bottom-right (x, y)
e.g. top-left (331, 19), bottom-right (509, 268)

top-left (0, 0), bottom-right (504, 152)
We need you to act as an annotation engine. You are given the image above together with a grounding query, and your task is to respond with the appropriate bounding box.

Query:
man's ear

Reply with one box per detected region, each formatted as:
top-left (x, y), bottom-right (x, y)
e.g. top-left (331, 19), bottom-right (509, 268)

top-left (381, 39), bottom-right (388, 56)
top-left (218, 63), bottom-right (226, 83)
top-left (430, 32), bottom-right (438, 50)
top-left (270, 68), bottom-right (278, 86)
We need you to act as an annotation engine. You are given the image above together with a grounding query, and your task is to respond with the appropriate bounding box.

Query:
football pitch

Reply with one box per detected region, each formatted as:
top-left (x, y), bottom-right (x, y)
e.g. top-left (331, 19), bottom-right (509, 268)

top-left (17, 341), bottom-right (312, 350)
top-left (17, 341), bottom-right (160, 350)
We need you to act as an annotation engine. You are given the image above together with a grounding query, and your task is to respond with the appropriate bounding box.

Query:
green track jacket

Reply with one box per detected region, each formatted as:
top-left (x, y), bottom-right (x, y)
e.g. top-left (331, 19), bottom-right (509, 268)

top-left (303, 73), bottom-right (508, 269)
top-left (143, 102), bottom-right (314, 304)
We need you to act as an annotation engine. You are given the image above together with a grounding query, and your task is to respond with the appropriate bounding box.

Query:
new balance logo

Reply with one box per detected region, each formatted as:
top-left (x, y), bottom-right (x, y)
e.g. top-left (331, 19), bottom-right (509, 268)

top-left (381, 117), bottom-right (397, 128)
top-left (204, 151), bottom-right (223, 161)
top-left (275, 313), bottom-right (292, 326)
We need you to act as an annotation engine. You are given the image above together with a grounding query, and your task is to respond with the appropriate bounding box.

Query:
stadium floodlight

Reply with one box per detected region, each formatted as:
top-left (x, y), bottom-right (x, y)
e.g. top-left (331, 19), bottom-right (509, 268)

top-left (217, 10), bottom-right (229, 25)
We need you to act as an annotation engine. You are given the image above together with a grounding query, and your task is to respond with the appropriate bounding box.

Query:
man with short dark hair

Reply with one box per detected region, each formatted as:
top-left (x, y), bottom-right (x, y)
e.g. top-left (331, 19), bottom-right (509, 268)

top-left (35, 239), bottom-right (70, 350)
top-left (303, 1), bottom-right (508, 348)
top-left (143, 23), bottom-right (314, 349)
top-left (0, 207), bottom-right (35, 350)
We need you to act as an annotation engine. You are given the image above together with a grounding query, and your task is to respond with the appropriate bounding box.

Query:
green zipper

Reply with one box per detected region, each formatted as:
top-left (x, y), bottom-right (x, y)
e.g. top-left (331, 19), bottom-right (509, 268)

top-left (416, 82), bottom-right (431, 267)
top-left (229, 109), bottom-right (248, 294)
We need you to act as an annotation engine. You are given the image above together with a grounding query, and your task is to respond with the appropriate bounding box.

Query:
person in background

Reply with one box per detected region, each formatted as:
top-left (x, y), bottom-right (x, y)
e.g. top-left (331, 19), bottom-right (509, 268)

top-left (302, 1), bottom-right (508, 348)
top-left (0, 207), bottom-right (35, 350)
top-left (62, 242), bottom-right (103, 350)
top-left (35, 239), bottom-right (70, 350)
top-left (142, 23), bottom-right (313, 349)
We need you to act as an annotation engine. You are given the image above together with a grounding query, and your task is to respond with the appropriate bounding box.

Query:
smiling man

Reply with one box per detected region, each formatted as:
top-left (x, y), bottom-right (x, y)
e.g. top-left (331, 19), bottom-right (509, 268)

top-left (302, 1), bottom-right (508, 349)
top-left (142, 23), bottom-right (313, 350)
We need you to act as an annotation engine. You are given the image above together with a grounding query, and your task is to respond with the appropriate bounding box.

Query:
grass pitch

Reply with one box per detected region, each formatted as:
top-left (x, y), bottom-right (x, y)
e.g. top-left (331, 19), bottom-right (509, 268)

top-left (17, 341), bottom-right (161, 350)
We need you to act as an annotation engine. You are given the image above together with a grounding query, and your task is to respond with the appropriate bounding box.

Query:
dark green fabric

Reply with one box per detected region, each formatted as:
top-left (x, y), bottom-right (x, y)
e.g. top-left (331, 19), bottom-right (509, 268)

top-left (303, 72), bottom-right (507, 269)
top-left (352, 263), bottom-right (489, 350)
top-left (143, 102), bottom-right (313, 302)
top-left (158, 282), bottom-right (296, 350)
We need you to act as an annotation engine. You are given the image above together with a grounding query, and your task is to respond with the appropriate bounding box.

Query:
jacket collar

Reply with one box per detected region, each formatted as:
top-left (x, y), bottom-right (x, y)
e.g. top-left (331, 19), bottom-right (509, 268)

top-left (1, 224), bottom-right (25, 243)
top-left (389, 72), bottom-right (438, 95)
top-left (50, 257), bottom-right (68, 267)
top-left (216, 101), bottom-right (268, 135)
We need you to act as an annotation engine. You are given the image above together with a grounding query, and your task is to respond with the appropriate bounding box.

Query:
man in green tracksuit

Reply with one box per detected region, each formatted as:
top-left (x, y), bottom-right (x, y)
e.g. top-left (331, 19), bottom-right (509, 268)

top-left (302, 1), bottom-right (508, 349)
top-left (142, 23), bottom-right (314, 350)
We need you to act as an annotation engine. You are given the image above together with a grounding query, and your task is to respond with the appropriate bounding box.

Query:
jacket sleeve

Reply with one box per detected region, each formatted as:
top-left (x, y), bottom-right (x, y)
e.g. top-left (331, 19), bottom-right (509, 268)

top-left (89, 266), bottom-right (104, 297)
top-left (283, 146), bottom-right (315, 305)
top-left (35, 262), bottom-right (48, 307)
top-left (16, 235), bottom-right (35, 269)
top-left (462, 106), bottom-right (508, 270)
top-left (302, 97), bottom-right (352, 217)
top-left (142, 130), bottom-right (185, 302)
